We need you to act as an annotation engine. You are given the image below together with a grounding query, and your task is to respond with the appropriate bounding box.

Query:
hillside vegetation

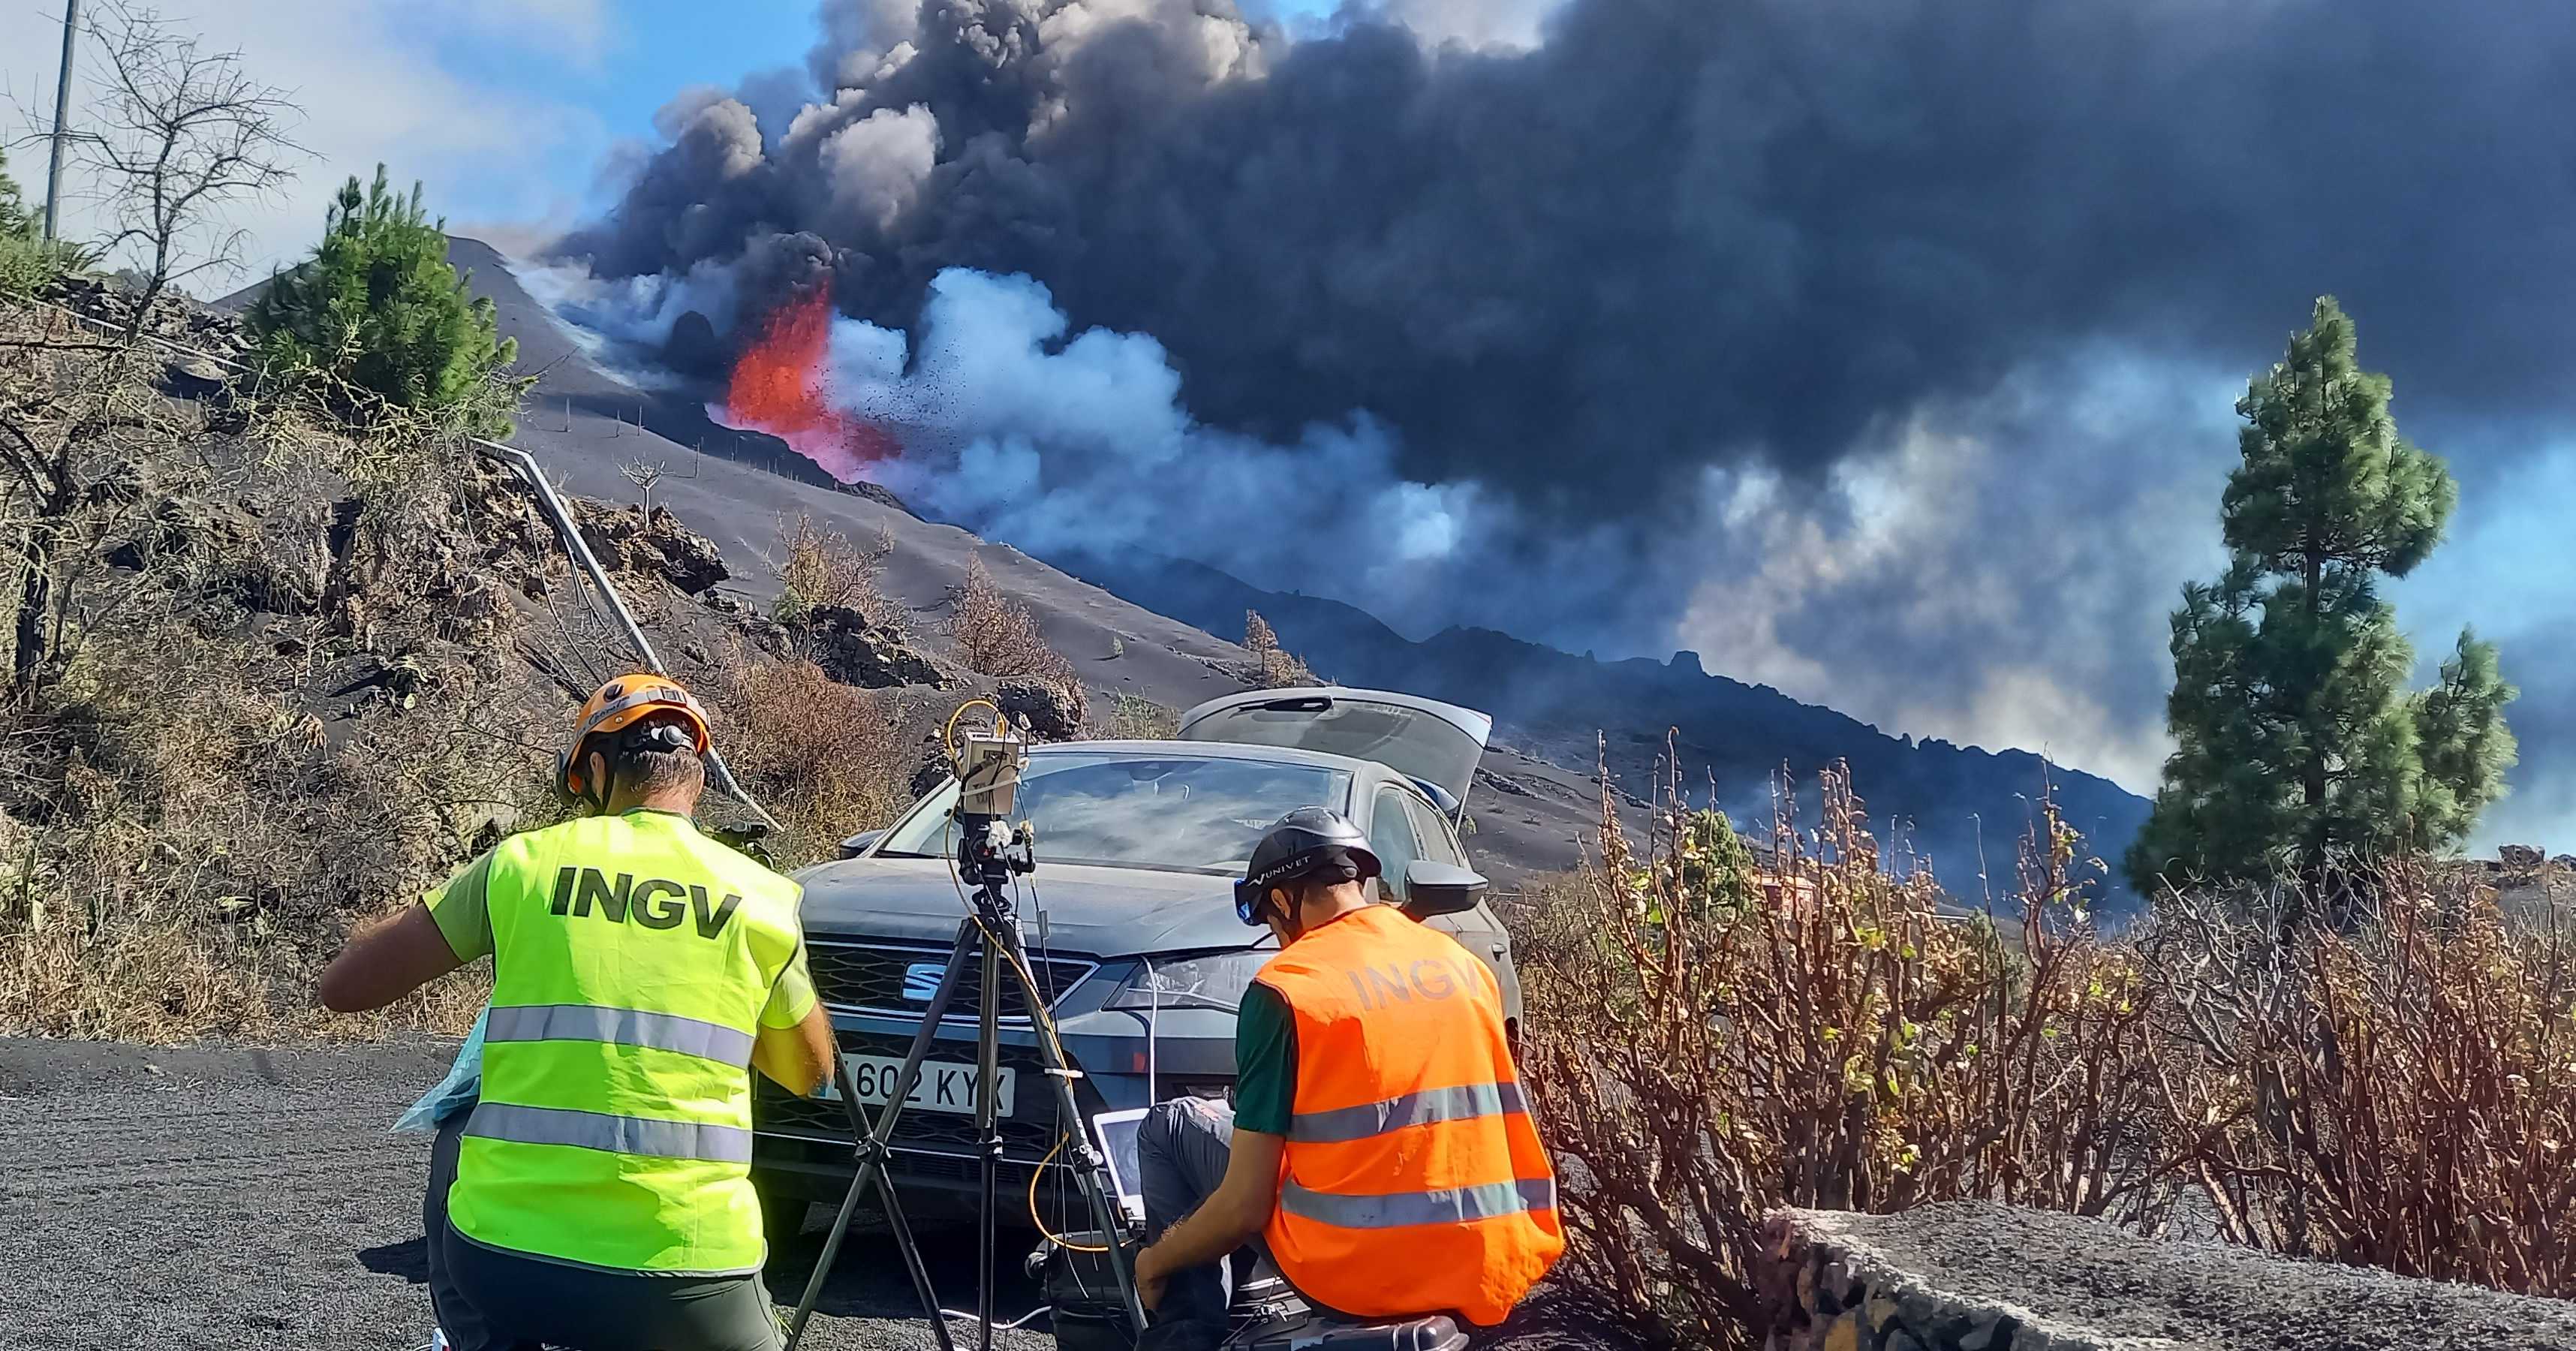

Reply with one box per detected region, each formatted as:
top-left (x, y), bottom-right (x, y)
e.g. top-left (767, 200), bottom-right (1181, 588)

top-left (1521, 768), bottom-right (2576, 1348)
top-left (0, 283), bottom-right (1097, 1040)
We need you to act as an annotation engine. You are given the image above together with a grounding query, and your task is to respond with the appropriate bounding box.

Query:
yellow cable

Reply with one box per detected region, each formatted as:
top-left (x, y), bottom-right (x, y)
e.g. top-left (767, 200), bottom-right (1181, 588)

top-left (942, 697), bottom-right (1005, 764)
top-left (1027, 1132), bottom-right (1110, 1252)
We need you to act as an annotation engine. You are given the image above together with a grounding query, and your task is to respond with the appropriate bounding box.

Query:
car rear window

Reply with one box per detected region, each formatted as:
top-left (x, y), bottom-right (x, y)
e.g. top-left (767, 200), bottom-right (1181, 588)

top-left (876, 752), bottom-right (1353, 874)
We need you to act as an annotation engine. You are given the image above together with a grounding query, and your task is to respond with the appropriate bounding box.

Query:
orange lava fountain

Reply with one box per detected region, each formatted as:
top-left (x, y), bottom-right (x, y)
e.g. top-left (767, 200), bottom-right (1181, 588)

top-left (720, 290), bottom-right (897, 480)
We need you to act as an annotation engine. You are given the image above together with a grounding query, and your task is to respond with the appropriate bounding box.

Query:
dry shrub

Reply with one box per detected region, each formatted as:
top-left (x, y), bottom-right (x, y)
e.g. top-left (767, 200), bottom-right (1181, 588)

top-left (1104, 692), bottom-right (1180, 740)
top-left (1244, 609), bottom-right (1315, 688)
top-left (948, 554), bottom-right (1086, 718)
top-left (709, 649), bottom-right (909, 869)
top-left (1521, 765), bottom-right (2168, 1346)
top-left (774, 513), bottom-right (899, 628)
top-left (2143, 868), bottom-right (2576, 1293)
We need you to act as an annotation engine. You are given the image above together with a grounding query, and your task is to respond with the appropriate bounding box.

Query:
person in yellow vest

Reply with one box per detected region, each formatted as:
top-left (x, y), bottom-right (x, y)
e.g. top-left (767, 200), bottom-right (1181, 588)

top-left (320, 674), bottom-right (835, 1351)
top-left (1129, 808), bottom-right (1562, 1349)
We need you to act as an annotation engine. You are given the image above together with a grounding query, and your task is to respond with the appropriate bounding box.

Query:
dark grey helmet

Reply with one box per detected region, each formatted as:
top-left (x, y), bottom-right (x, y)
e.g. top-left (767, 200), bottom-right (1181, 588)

top-left (1235, 807), bottom-right (1383, 925)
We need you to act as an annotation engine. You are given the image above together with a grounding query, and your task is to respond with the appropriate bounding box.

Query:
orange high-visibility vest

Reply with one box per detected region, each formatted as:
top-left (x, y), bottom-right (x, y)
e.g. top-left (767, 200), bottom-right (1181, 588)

top-left (1251, 904), bottom-right (1563, 1326)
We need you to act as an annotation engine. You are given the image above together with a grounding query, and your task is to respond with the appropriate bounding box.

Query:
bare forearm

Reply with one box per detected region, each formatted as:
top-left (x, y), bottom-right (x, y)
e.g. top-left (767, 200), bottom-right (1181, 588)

top-left (753, 1003), bottom-right (834, 1096)
top-left (1139, 1191), bottom-right (1266, 1280)
top-left (320, 903), bottom-right (463, 1013)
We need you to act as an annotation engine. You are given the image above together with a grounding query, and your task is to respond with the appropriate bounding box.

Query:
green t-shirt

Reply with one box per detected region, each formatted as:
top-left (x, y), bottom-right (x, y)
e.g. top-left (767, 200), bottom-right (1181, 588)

top-left (1232, 982), bottom-right (1297, 1136)
top-left (422, 812), bottom-right (817, 1030)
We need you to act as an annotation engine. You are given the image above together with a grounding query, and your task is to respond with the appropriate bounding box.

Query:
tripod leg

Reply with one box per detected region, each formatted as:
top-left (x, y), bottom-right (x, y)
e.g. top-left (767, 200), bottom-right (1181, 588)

top-left (783, 919), bottom-right (982, 1351)
top-left (977, 937), bottom-right (1001, 1351)
top-left (877, 1166), bottom-right (957, 1351)
top-left (990, 910), bottom-right (1152, 1337)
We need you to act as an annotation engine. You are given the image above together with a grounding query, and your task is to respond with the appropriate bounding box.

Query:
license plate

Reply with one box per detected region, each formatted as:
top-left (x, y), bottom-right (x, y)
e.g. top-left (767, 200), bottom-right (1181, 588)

top-left (823, 1055), bottom-right (1016, 1116)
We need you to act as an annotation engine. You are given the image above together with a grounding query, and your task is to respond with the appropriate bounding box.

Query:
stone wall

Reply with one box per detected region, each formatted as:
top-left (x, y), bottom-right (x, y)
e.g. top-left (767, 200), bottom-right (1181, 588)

top-left (1756, 1202), bottom-right (2576, 1351)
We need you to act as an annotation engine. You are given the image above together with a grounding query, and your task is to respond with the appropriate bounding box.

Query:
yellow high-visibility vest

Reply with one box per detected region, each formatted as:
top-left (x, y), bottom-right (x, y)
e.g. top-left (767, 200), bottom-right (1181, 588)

top-left (445, 810), bottom-right (807, 1274)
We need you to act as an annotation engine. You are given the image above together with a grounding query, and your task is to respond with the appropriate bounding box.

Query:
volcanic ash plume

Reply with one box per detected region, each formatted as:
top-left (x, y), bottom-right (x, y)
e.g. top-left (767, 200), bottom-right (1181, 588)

top-left (531, 0), bottom-right (2576, 835)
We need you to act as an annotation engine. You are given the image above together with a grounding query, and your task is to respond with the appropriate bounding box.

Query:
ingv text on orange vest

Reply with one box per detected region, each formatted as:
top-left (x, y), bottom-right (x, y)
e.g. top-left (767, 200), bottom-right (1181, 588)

top-left (1343, 955), bottom-right (1485, 1010)
top-left (547, 866), bottom-right (745, 937)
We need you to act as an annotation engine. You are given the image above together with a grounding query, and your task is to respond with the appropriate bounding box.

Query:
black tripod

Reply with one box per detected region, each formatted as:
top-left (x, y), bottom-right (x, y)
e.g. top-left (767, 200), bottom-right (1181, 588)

top-left (783, 814), bottom-right (1149, 1351)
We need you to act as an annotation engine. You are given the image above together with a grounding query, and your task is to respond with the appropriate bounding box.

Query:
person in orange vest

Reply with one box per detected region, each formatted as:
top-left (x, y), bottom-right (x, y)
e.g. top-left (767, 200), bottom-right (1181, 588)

top-left (1129, 808), bottom-right (1562, 1348)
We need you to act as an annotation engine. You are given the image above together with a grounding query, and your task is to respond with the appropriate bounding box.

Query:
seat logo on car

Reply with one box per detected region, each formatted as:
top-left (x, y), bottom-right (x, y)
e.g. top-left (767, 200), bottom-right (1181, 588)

top-left (902, 962), bottom-right (946, 1001)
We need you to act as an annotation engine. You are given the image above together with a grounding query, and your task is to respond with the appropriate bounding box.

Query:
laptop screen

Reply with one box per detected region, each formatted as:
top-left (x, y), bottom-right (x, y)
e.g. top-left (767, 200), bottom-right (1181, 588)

top-left (1089, 1107), bottom-right (1151, 1225)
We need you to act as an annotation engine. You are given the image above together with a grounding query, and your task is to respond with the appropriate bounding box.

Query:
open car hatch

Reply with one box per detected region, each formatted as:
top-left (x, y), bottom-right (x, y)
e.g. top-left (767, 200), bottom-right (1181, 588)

top-left (1175, 687), bottom-right (1493, 810)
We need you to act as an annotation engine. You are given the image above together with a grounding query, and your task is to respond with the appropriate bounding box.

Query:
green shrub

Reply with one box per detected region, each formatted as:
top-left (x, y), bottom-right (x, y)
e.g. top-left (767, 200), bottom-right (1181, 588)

top-left (0, 149), bottom-right (72, 300)
top-left (245, 164), bottom-right (528, 438)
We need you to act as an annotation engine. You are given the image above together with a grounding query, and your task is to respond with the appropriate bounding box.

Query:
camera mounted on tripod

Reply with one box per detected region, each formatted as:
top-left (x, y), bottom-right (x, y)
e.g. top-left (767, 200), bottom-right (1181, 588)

top-left (949, 705), bottom-right (1037, 892)
top-left (785, 698), bottom-right (1148, 1351)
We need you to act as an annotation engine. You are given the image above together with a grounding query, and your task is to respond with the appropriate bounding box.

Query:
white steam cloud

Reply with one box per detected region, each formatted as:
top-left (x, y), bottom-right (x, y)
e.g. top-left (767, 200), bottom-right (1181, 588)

top-left (820, 269), bottom-right (1493, 601)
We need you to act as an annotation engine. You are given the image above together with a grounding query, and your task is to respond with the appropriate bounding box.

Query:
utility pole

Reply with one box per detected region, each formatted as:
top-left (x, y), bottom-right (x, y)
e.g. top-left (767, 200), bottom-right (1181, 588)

top-left (41, 0), bottom-right (80, 242)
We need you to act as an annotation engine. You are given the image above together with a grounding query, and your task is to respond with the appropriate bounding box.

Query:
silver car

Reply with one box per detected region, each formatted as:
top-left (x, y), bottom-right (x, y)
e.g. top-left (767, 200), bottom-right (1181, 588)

top-left (748, 688), bottom-right (1517, 1229)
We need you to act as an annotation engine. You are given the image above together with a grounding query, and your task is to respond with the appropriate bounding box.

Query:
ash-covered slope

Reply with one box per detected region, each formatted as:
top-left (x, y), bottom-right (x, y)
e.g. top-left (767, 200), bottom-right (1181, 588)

top-left (1061, 551), bottom-right (2155, 913)
top-left (440, 237), bottom-right (1606, 885)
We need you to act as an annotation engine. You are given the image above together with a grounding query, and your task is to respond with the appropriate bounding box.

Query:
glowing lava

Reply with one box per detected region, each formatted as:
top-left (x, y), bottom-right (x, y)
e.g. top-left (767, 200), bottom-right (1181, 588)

top-left (719, 290), bottom-right (898, 481)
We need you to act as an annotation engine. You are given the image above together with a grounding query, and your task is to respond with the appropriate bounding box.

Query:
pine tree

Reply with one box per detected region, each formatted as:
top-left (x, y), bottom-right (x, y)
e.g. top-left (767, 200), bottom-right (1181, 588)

top-left (245, 165), bottom-right (525, 438)
top-left (2126, 298), bottom-right (2516, 898)
top-left (0, 149), bottom-right (60, 299)
top-left (0, 148), bottom-right (33, 239)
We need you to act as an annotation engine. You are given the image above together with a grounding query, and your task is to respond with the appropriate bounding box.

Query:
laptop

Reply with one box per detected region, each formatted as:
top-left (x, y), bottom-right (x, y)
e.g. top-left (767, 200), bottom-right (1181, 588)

top-left (1089, 1106), bottom-right (1151, 1227)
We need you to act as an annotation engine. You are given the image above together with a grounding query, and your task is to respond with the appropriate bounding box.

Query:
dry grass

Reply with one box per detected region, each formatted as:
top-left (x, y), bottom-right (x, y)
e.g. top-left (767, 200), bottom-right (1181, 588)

top-left (707, 648), bottom-right (910, 869)
top-left (1244, 609), bottom-right (1315, 688)
top-left (0, 920), bottom-right (486, 1043)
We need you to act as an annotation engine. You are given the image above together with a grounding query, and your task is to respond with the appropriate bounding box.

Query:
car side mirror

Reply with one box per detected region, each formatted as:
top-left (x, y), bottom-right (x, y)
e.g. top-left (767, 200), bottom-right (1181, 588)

top-left (838, 829), bottom-right (888, 859)
top-left (1401, 859), bottom-right (1487, 918)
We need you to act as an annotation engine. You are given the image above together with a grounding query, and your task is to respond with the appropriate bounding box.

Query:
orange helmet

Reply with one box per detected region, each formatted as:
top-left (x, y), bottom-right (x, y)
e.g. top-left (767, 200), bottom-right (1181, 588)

top-left (558, 673), bottom-right (713, 803)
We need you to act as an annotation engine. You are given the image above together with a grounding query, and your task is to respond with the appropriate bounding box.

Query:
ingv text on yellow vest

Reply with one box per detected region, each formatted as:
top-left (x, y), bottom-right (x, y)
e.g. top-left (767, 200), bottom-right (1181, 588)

top-left (547, 865), bottom-right (745, 937)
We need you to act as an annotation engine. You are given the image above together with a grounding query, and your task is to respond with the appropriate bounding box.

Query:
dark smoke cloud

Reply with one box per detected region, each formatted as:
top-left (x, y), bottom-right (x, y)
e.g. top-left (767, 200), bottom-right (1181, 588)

top-left (557, 0), bottom-right (2576, 516)
top-left (533, 0), bottom-right (2576, 845)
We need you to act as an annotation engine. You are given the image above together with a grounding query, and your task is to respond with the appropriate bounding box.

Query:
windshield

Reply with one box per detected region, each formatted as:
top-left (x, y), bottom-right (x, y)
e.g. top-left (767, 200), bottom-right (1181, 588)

top-left (877, 751), bottom-right (1353, 874)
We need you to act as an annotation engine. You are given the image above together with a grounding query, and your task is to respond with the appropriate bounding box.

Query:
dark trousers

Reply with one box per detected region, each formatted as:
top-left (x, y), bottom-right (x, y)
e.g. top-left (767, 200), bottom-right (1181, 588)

top-left (1136, 1097), bottom-right (1263, 1351)
top-left (424, 1102), bottom-right (785, 1351)
top-left (426, 1105), bottom-right (516, 1351)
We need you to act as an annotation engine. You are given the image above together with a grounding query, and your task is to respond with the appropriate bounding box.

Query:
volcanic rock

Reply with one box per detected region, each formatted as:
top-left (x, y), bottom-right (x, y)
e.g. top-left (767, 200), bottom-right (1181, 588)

top-left (996, 677), bottom-right (1085, 742)
top-left (570, 501), bottom-right (728, 594)
top-left (908, 751), bottom-right (953, 800)
top-left (804, 607), bottom-right (952, 690)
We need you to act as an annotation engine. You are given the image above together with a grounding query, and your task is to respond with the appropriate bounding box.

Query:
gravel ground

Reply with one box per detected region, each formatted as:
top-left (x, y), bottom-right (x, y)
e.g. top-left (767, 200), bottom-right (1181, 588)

top-left (1793, 1202), bottom-right (2576, 1350)
top-left (0, 1038), bottom-right (1624, 1351)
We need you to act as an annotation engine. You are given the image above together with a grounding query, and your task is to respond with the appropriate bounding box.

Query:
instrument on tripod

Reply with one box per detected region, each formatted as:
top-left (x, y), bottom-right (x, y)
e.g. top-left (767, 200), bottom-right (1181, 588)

top-left (783, 703), bottom-right (1148, 1351)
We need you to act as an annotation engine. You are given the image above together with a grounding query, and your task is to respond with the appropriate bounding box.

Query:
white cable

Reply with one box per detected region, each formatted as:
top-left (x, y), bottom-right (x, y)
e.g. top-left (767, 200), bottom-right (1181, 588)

top-left (940, 1305), bottom-right (1054, 1331)
top-left (1140, 955), bottom-right (1160, 1105)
